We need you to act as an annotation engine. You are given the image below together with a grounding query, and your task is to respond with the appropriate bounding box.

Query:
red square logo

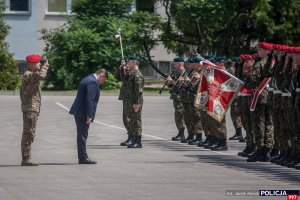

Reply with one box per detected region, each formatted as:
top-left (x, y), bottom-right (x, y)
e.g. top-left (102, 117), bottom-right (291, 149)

top-left (287, 194), bottom-right (298, 200)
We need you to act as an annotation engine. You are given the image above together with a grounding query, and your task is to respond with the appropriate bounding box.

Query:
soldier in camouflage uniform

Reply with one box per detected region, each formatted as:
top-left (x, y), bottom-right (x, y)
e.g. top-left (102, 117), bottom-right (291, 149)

top-left (20, 54), bottom-right (49, 166)
top-left (204, 57), bottom-right (228, 151)
top-left (117, 56), bottom-right (144, 148)
top-left (245, 42), bottom-right (274, 162)
top-left (165, 57), bottom-right (186, 141)
top-left (237, 55), bottom-right (256, 157)
top-left (292, 50), bottom-right (300, 169)
top-left (179, 57), bottom-right (203, 144)
top-left (225, 58), bottom-right (244, 142)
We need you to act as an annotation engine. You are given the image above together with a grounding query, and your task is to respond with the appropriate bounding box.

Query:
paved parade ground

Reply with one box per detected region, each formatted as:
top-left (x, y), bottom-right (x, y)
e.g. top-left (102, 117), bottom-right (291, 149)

top-left (0, 94), bottom-right (299, 200)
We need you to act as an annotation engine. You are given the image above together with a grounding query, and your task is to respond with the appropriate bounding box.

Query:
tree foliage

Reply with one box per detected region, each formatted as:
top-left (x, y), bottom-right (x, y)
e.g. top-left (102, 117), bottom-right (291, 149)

top-left (41, 0), bottom-right (163, 90)
top-left (159, 0), bottom-right (300, 57)
top-left (0, 4), bottom-right (19, 90)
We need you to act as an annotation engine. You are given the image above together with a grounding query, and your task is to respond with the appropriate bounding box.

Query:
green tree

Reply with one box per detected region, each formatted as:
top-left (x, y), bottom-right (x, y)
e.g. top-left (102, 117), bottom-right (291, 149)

top-left (41, 0), bottom-right (163, 90)
top-left (159, 0), bottom-right (300, 57)
top-left (0, 4), bottom-right (19, 90)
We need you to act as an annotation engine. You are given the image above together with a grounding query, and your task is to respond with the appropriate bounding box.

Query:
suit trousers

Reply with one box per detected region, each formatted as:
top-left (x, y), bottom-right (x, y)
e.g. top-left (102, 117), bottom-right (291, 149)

top-left (75, 116), bottom-right (90, 160)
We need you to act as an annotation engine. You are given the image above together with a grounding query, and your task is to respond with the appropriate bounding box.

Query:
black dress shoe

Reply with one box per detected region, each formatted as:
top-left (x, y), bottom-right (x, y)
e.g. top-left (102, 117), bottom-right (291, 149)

top-left (79, 158), bottom-right (97, 164)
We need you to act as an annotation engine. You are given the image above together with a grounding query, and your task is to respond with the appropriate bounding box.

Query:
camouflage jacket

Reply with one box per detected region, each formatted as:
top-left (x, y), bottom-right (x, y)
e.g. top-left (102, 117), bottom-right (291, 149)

top-left (168, 69), bottom-right (186, 100)
top-left (118, 68), bottom-right (144, 104)
top-left (20, 66), bottom-right (48, 113)
top-left (180, 70), bottom-right (199, 103)
top-left (244, 58), bottom-right (268, 104)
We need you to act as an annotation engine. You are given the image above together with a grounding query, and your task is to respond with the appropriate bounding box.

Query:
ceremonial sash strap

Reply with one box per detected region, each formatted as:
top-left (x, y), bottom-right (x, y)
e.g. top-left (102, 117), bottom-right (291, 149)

top-left (250, 77), bottom-right (271, 111)
top-left (250, 59), bottom-right (275, 111)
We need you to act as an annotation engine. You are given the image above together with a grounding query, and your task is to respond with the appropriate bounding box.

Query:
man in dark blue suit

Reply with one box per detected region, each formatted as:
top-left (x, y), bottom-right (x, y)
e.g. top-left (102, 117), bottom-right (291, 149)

top-left (70, 69), bottom-right (108, 164)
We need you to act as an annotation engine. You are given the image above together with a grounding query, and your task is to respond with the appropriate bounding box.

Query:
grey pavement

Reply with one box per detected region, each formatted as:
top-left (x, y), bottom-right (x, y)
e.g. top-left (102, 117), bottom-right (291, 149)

top-left (0, 94), bottom-right (299, 200)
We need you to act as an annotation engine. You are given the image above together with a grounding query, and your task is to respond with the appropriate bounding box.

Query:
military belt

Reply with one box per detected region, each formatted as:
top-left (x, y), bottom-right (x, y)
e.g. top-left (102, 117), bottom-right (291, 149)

top-left (273, 90), bottom-right (282, 94)
top-left (281, 92), bottom-right (291, 97)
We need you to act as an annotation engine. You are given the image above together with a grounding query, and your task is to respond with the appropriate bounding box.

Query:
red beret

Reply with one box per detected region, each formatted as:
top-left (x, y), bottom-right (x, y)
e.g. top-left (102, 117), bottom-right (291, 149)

top-left (293, 47), bottom-right (300, 53)
top-left (259, 42), bottom-right (273, 50)
top-left (286, 47), bottom-right (294, 53)
top-left (26, 54), bottom-right (41, 63)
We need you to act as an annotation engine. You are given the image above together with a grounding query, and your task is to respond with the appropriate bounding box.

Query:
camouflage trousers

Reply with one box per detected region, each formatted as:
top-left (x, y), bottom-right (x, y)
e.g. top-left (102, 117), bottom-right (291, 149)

top-left (241, 96), bottom-right (255, 147)
top-left (172, 99), bottom-right (185, 132)
top-left (123, 101), bottom-right (142, 136)
top-left (282, 96), bottom-right (298, 154)
top-left (295, 93), bottom-right (300, 154)
top-left (251, 103), bottom-right (274, 150)
top-left (207, 115), bottom-right (227, 139)
top-left (182, 102), bottom-right (202, 137)
top-left (230, 98), bottom-right (242, 130)
top-left (272, 93), bottom-right (282, 150)
top-left (200, 110), bottom-right (209, 137)
top-left (21, 111), bottom-right (39, 161)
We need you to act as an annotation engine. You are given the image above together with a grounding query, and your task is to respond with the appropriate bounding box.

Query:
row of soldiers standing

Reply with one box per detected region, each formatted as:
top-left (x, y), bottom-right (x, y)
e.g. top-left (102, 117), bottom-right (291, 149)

top-left (164, 42), bottom-right (300, 169)
top-left (165, 57), bottom-right (228, 151)
top-left (236, 42), bottom-right (300, 169)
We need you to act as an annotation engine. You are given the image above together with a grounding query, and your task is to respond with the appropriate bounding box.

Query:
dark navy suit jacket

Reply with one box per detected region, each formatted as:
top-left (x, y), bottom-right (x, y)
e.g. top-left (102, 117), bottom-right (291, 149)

top-left (69, 75), bottom-right (100, 120)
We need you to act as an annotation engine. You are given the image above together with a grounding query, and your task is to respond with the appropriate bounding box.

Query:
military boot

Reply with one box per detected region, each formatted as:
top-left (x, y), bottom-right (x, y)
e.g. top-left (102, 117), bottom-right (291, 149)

top-left (211, 138), bottom-right (228, 151)
top-left (204, 137), bottom-right (219, 149)
top-left (264, 147), bottom-right (272, 162)
top-left (238, 145), bottom-right (251, 157)
top-left (247, 144), bottom-right (257, 158)
top-left (287, 156), bottom-right (300, 168)
top-left (181, 134), bottom-right (194, 143)
top-left (275, 149), bottom-right (291, 165)
top-left (202, 136), bottom-right (211, 147)
top-left (281, 151), bottom-right (294, 166)
top-left (228, 128), bottom-right (243, 140)
top-left (270, 148), bottom-right (279, 158)
top-left (188, 135), bottom-right (202, 145)
top-left (127, 136), bottom-right (142, 148)
top-left (120, 135), bottom-right (133, 146)
top-left (172, 129), bottom-right (185, 141)
top-left (21, 159), bottom-right (39, 166)
top-left (247, 148), bottom-right (265, 162)
top-left (293, 161), bottom-right (300, 170)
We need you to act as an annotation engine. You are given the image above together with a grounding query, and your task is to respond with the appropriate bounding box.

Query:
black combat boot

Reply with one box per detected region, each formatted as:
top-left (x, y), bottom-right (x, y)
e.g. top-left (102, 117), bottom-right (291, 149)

top-left (181, 134), bottom-right (194, 143)
top-left (197, 139), bottom-right (205, 147)
top-left (228, 128), bottom-right (243, 140)
top-left (172, 129), bottom-right (185, 141)
top-left (286, 156), bottom-right (300, 168)
top-left (270, 148), bottom-right (279, 158)
top-left (238, 145), bottom-right (251, 157)
top-left (127, 136), bottom-right (142, 148)
top-left (247, 144), bottom-right (257, 158)
top-left (275, 149), bottom-right (291, 165)
top-left (211, 138), bottom-right (228, 151)
top-left (293, 160), bottom-right (300, 170)
top-left (204, 137), bottom-right (219, 149)
top-left (202, 136), bottom-right (211, 147)
top-left (120, 135), bottom-right (133, 146)
top-left (239, 137), bottom-right (246, 143)
top-left (188, 134), bottom-right (202, 145)
top-left (247, 148), bottom-right (265, 162)
top-left (264, 147), bottom-right (272, 162)
top-left (281, 151), bottom-right (294, 166)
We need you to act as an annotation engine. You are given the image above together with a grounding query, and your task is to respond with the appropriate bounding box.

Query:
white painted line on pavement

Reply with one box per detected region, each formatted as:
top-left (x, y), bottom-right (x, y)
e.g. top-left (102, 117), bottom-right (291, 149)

top-left (56, 101), bottom-right (233, 156)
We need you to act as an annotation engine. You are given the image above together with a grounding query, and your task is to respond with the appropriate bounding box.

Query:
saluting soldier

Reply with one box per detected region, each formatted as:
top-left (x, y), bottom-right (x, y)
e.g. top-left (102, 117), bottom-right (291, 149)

top-left (118, 55), bottom-right (144, 148)
top-left (245, 42), bottom-right (274, 162)
top-left (20, 54), bottom-right (49, 166)
top-left (225, 57), bottom-right (244, 142)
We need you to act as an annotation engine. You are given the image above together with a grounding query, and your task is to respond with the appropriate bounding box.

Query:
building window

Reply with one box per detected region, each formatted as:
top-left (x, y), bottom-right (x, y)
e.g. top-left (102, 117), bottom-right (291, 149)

top-left (1, 0), bottom-right (30, 14)
top-left (46, 0), bottom-right (72, 15)
top-left (136, 0), bottom-right (154, 13)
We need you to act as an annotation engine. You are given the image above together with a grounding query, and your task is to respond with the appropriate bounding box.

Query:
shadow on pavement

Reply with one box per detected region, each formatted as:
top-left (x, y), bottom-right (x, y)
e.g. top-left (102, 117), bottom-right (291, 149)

top-left (187, 154), bottom-right (300, 185)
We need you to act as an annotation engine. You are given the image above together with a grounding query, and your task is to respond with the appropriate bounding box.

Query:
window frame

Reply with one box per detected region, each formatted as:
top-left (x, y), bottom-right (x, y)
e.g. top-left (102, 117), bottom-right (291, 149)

top-left (1, 0), bottom-right (31, 15)
top-left (45, 0), bottom-right (72, 16)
